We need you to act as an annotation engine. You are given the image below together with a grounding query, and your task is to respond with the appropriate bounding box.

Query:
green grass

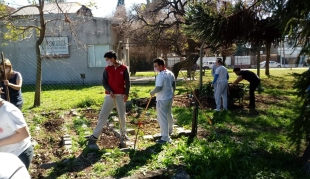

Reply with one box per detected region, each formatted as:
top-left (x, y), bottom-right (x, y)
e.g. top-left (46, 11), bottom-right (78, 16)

top-left (23, 68), bottom-right (310, 178)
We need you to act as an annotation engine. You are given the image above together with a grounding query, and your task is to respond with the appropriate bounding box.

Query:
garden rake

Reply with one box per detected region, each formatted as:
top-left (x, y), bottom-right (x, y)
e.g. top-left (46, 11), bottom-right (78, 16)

top-left (133, 96), bottom-right (153, 150)
top-left (1, 52), bottom-right (10, 102)
top-left (180, 70), bottom-right (218, 136)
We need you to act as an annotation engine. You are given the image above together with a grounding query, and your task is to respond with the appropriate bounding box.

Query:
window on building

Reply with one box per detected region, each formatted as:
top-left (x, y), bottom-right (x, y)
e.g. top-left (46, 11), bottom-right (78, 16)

top-left (87, 45), bottom-right (110, 67)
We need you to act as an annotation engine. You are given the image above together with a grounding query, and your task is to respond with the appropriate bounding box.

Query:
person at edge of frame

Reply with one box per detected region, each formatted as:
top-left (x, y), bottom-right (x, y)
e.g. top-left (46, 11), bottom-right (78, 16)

top-left (0, 97), bottom-right (34, 170)
top-left (0, 58), bottom-right (24, 110)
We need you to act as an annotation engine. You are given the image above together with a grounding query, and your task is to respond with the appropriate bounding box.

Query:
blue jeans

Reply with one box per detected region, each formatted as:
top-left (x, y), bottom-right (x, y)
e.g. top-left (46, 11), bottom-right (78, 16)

top-left (18, 145), bottom-right (34, 169)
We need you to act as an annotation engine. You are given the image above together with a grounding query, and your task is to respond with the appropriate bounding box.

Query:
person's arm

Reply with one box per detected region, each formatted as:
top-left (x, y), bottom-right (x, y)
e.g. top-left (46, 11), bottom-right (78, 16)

top-left (102, 69), bottom-right (113, 93)
top-left (0, 109), bottom-right (30, 147)
top-left (4, 73), bottom-right (22, 91)
top-left (150, 74), bottom-right (163, 96)
top-left (172, 81), bottom-right (176, 93)
top-left (211, 66), bottom-right (216, 77)
top-left (0, 127), bottom-right (29, 147)
top-left (123, 68), bottom-right (130, 102)
top-left (212, 74), bottom-right (219, 85)
top-left (232, 76), bottom-right (243, 84)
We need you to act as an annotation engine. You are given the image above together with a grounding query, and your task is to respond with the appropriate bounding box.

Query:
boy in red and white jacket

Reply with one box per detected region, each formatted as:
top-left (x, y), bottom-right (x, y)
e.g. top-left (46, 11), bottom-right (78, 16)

top-left (87, 50), bottom-right (130, 142)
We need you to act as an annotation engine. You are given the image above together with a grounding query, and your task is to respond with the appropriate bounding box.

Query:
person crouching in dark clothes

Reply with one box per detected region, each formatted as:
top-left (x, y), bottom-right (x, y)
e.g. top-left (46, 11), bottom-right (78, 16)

top-left (232, 68), bottom-right (260, 109)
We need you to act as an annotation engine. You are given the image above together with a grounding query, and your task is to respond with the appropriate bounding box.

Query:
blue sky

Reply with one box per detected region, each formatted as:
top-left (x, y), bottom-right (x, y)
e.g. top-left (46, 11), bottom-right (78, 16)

top-left (4, 0), bottom-right (147, 17)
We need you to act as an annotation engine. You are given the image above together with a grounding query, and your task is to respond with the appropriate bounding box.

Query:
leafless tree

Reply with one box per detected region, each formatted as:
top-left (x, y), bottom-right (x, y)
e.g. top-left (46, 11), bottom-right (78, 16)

top-left (0, 0), bottom-right (93, 106)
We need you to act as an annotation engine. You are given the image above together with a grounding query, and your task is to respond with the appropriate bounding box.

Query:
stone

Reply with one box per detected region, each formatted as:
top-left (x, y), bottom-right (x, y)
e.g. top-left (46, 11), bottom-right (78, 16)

top-left (184, 130), bottom-right (191, 134)
top-left (63, 140), bottom-right (72, 145)
top-left (153, 133), bottom-right (161, 140)
top-left (143, 135), bottom-right (154, 140)
top-left (63, 134), bottom-right (70, 138)
top-left (113, 129), bottom-right (121, 138)
top-left (108, 123), bottom-right (115, 128)
top-left (71, 111), bottom-right (78, 116)
top-left (126, 128), bottom-right (136, 135)
top-left (112, 116), bottom-right (119, 122)
top-left (63, 137), bottom-right (71, 141)
top-left (120, 148), bottom-right (131, 153)
top-left (125, 141), bottom-right (134, 146)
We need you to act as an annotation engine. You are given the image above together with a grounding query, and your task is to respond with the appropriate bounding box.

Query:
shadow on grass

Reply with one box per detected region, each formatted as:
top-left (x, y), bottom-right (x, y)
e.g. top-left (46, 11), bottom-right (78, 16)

top-left (112, 144), bottom-right (164, 178)
top-left (182, 137), bottom-right (305, 178)
top-left (42, 148), bottom-right (106, 179)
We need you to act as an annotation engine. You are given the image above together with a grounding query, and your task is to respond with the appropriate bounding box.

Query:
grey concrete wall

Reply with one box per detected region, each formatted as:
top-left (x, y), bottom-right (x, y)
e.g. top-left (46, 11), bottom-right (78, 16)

top-left (0, 15), bottom-right (116, 85)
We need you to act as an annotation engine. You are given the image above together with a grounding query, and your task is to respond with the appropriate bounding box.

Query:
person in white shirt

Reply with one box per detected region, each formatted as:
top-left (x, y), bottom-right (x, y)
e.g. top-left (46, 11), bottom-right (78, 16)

top-left (212, 58), bottom-right (229, 111)
top-left (0, 97), bottom-right (33, 169)
top-left (0, 152), bottom-right (31, 179)
top-left (150, 57), bottom-right (176, 144)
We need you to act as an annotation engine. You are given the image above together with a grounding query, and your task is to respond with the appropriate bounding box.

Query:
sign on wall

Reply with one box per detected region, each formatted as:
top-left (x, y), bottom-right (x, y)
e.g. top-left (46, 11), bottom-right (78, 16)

top-left (40, 37), bottom-right (69, 58)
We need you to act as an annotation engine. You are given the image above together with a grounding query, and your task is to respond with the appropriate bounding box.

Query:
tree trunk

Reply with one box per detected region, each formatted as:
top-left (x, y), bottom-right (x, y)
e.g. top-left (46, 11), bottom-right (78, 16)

top-left (172, 53), bottom-right (199, 79)
top-left (256, 45), bottom-right (261, 77)
top-left (222, 55), bottom-right (227, 67)
top-left (265, 42), bottom-right (271, 76)
top-left (301, 144), bottom-right (310, 165)
top-left (34, 44), bottom-right (42, 106)
top-left (34, 0), bottom-right (45, 107)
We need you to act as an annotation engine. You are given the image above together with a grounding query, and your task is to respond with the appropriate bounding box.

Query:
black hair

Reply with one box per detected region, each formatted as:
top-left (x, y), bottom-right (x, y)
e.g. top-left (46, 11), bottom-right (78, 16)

top-left (217, 58), bottom-right (223, 65)
top-left (104, 50), bottom-right (117, 60)
top-left (233, 67), bottom-right (241, 72)
top-left (153, 57), bottom-right (165, 66)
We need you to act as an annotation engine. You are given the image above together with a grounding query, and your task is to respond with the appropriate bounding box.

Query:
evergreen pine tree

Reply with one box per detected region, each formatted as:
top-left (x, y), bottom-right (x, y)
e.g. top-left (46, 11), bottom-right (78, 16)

top-left (290, 68), bottom-right (310, 164)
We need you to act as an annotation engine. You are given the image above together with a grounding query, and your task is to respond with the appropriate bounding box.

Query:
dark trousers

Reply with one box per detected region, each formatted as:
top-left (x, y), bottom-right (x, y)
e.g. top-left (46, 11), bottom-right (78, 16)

top-left (18, 145), bottom-right (34, 170)
top-left (249, 79), bottom-right (260, 107)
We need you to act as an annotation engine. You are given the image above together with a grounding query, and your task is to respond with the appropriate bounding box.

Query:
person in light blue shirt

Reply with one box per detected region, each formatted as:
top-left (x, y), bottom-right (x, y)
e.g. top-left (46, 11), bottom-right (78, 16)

top-left (212, 58), bottom-right (229, 111)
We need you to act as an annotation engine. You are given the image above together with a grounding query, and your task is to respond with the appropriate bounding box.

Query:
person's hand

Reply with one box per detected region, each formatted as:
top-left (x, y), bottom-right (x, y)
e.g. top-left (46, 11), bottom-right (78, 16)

top-left (110, 91), bottom-right (115, 98)
top-left (0, 87), bottom-right (3, 94)
top-left (3, 80), bottom-right (9, 86)
top-left (123, 95), bottom-right (128, 102)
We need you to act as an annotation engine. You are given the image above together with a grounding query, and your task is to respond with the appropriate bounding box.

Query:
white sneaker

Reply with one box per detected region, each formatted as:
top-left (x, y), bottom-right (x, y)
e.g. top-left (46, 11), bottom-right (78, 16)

top-left (214, 109), bottom-right (220, 111)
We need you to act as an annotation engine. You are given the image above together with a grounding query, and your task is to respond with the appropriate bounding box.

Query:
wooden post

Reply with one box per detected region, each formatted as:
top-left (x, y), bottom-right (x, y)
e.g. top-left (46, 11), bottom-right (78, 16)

top-left (191, 89), bottom-right (199, 137)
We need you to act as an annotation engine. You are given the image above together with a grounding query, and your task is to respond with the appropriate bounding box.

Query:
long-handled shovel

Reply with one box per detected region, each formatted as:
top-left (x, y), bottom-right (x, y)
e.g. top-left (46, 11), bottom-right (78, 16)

top-left (113, 97), bottom-right (127, 148)
top-left (1, 52), bottom-right (10, 102)
top-left (133, 96), bottom-right (153, 150)
top-left (180, 70), bottom-right (218, 136)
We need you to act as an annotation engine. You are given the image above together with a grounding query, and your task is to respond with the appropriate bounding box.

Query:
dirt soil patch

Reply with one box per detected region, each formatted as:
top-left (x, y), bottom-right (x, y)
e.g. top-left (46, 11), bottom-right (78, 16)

top-left (43, 118), bottom-right (64, 132)
top-left (97, 127), bottom-right (120, 149)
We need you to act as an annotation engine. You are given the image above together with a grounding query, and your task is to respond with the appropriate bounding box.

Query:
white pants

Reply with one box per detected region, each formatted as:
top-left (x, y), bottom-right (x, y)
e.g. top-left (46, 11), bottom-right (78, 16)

top-left (213, 83), bottom-right (217, 99)
top-left (215, 81), bottom-right (228, 110)
top-left (93, 95), bottom-right (127, 138)
top-left (156, 99), bottom-right (173, 142)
